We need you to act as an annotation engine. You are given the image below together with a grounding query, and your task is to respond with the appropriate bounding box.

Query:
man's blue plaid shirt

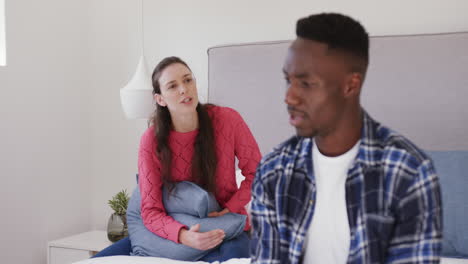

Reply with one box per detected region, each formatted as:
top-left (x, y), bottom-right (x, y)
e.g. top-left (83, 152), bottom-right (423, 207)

top-left (250, 111), bottom-right (442, 264)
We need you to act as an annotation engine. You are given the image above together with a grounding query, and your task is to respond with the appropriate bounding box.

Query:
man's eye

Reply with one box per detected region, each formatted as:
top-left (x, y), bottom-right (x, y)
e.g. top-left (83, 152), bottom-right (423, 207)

top-left (184, 78), bottom-right (192, 83)
top-left (301, 81), bottom-right (310, 88)
top-left (168, 84), bottom-right (176, 89)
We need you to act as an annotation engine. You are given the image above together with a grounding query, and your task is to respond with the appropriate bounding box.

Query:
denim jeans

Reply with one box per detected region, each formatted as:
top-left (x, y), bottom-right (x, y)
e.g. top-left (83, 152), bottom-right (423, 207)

top-left (91, 237), bottom-right (131, 258)
top-left (92, 232), bottom-right (250, 262)
top-left (199, 232), bottom-right (250, 262)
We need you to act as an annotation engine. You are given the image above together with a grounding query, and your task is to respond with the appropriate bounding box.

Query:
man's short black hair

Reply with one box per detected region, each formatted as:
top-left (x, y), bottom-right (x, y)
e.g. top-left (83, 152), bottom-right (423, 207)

top-left (296, 13), bottom-right (369, 74)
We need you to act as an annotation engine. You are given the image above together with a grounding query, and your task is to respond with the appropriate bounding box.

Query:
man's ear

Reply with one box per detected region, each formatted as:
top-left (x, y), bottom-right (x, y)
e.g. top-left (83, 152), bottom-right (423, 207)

top-left (154, 94), bottom-right (167, 107)
top-left (344, 72), bottom-right (363, 98)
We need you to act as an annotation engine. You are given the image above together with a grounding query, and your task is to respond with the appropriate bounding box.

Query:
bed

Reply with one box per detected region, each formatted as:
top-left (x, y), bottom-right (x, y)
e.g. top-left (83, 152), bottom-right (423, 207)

top-left (75, 32), bottom-right (468, 263)
top-left (73, 255), bottom-right (468, 264)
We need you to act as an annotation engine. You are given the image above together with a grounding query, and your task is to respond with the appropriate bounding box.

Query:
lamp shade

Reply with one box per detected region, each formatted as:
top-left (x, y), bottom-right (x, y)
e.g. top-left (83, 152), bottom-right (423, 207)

top-left (120, 55), bottom-right (154, 119)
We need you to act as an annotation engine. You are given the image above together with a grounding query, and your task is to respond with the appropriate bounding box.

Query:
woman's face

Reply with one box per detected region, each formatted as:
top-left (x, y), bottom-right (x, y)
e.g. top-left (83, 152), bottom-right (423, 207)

top-left (155, 63), bottom-right (199, 115)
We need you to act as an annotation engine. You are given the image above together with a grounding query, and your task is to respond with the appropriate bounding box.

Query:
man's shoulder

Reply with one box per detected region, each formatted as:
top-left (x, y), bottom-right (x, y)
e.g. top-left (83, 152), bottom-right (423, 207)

top-left (369, 117), bottom-right (432, 170)
top-left (257, 136), bottom-right (307, 176)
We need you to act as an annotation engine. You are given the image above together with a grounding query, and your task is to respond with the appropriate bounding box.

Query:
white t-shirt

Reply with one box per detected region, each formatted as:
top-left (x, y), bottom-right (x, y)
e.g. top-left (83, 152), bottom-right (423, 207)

top-left (303, 139), bottom-right (360, 264)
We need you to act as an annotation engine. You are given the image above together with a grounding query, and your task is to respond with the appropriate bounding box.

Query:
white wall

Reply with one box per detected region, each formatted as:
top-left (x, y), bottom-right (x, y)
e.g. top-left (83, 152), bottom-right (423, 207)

top-left (0, 0), bottom-right (6, 66)
top-left (88, 0), bottom-right (148, 232)
top-left (0, 0), bottom-right (92, 263)
top-left (143, 0), bottom-right (468, 101)
top-left (90, 0), bottom-right (468, 230)
top-left (1, 1), bottom-right (467, 263)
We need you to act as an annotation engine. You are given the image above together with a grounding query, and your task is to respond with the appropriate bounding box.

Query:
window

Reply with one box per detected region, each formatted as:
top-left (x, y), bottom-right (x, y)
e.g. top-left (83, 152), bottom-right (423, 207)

top-left (0, 0), bottom-right (5, 66)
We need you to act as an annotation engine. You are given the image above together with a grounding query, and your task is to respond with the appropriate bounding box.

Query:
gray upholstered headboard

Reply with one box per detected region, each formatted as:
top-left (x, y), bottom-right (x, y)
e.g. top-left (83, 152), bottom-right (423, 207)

top-left (208, 33), bottom-right (468, 155)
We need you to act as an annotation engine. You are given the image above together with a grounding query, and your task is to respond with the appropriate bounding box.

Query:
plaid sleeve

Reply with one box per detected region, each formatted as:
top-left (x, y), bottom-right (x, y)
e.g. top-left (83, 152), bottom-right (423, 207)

top-left (386, 159), bottom-right (443, 263)
top-left (250, 167), bottom-right (281, 264)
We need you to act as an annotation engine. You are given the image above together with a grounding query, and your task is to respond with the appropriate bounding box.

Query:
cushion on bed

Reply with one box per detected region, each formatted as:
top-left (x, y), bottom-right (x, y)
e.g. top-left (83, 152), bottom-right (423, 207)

top-left (427, 151), bottom-right (468, 258)
top-left (162, 181), bottom-right (221, 218)
top-left (127, 181), bottom-right (246, 260)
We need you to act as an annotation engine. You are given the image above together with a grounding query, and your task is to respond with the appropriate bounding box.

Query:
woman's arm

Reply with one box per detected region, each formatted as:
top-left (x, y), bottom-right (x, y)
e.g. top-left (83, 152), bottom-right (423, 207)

top-left (138, 127), bottom-right (186, 243)
top-left (224, 109), bottom-right (262, 214)
top-left (139, 127), bottom-right (226, 248)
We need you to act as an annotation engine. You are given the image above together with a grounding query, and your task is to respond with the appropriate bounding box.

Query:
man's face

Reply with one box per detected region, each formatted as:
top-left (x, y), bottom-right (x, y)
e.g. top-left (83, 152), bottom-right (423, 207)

top-left (283, 38), bottom-right (350, 138)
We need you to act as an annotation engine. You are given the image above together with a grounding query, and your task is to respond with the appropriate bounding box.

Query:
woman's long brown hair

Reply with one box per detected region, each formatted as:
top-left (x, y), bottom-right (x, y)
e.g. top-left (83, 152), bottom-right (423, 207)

top-left (150, 57), bottom-right (217, 193)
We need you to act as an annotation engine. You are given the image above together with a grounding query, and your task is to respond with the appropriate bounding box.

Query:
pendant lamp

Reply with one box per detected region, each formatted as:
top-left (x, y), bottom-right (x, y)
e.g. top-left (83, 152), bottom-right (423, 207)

top-left (120, 0), bottom-right (154, 119)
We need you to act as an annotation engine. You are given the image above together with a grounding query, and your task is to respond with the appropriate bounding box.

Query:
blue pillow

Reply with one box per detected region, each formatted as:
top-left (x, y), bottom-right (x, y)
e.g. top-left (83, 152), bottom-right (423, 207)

top-left (427, 151), bottom-right (468, 258)
top-left (127, 181), bottom-right (246, 260)
top-left (161, 181), bottom-right (221, 218)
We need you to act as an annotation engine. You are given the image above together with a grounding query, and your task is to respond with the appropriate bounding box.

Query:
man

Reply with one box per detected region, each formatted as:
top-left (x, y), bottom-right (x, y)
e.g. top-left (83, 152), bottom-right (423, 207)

top-left (250, 13), bottom-right (442, 264)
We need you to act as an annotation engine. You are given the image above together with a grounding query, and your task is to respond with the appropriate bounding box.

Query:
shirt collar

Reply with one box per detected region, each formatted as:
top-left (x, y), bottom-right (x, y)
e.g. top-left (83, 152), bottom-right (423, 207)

top-left (293, 109), bottom-right (381, 171)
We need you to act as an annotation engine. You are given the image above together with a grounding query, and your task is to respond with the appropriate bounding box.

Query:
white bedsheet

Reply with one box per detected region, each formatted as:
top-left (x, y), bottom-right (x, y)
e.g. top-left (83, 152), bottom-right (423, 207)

top-left (74, 256), bottom-right (467, 264)
top-left (73, 257), bottom-right (251, 264)
top-left (442, 258), bottom-right (468, 264)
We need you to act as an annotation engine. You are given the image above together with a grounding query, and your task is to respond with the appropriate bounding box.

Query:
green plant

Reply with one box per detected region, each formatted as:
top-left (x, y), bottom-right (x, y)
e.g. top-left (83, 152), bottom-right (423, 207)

top-left (108, 189), bottom-right (130, 215)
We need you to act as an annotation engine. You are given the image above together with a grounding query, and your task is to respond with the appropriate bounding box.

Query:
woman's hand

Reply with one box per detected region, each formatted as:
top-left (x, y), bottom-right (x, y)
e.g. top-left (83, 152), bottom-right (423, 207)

top-left (178, 224), bottom-right (225, 250)
top-left (208, 208), bottom-right (230, 217)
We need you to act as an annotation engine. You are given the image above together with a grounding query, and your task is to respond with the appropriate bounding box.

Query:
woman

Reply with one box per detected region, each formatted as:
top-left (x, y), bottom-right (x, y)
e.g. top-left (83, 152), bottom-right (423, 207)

top-left (94, 56), bottom-right (261, 261)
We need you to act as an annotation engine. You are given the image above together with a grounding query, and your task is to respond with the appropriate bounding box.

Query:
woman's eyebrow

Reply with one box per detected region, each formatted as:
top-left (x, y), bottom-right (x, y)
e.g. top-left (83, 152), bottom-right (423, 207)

top-left (163, 73), bottom-right (192, 87)
top-left (163, 80), bottom-right (176, 87)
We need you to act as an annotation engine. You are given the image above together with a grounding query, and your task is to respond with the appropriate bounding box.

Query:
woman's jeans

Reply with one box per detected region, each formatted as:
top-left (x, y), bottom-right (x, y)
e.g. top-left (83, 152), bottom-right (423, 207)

top-left (92, 232), bottom-right (250, 262)
top-left (92, 236), bottom-right (132, 258)
top-left (199, 232), bottom-right (250, 262)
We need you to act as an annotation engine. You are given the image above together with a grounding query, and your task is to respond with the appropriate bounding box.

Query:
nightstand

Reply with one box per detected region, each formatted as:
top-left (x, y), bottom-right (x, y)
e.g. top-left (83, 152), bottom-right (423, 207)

top-left (47, 230), bottom-right (112, 264)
